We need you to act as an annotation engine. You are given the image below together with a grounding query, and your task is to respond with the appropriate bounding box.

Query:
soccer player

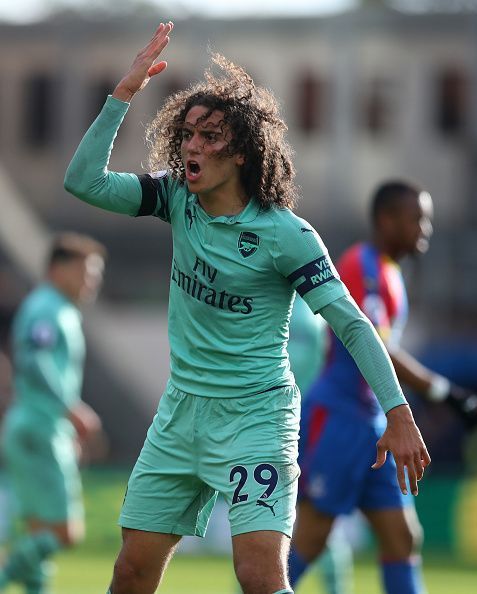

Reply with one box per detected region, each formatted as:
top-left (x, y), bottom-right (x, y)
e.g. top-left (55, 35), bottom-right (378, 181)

top-left (288, 297), bottom-right (354, 594)
top-left (64, 23), bottom-right (430, 594)
top-left (0, 232), bottom-right (105, 594)
top-left (289, 181), bottom-right (477, 594)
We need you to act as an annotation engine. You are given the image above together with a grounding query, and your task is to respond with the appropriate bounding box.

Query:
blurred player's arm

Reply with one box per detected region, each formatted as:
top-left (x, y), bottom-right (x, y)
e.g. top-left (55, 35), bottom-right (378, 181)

top-left (354, 264), bottom-right (477, 429)
top-left (388, 347), bottom-right (477, 428)
top-left (17, 331), bottom-right (73, 409)
top-left (20, 345), bottom-right (100, 436)
top-left (17, 326), bottom-right (101, 438)
top-left (319, 293), bottom-right (430, 496)
top-left (68, 401), bottom-right (102, 441)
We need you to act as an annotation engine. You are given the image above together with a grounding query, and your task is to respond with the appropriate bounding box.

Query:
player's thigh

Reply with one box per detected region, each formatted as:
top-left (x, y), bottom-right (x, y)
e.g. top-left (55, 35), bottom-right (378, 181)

top-left (201, 385), bottom-right (301, 538)
top-left (292, 498), bottom-right (335, 559)
top-left (363, 504), bottom-right (423, 558)
top-left (298, 408), bottom-right (375, 516)
top-left (232, 529), bottom-right (291, 591)
top-left (120, 385), bottom-right (217, 536)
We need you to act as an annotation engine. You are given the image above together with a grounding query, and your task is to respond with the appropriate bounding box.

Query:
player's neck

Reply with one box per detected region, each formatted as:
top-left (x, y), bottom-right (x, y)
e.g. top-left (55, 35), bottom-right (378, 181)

top-left (46, 274), bottom-right (80, 305)
top-left (371, 237), bottom-right (402, 263)
top-left (198, 186), bottom-right (249, 217)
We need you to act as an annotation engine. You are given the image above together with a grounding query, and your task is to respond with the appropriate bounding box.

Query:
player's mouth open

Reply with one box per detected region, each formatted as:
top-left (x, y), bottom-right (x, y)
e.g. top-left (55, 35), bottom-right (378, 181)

top-left (186, 160), bottom-right (202, 181)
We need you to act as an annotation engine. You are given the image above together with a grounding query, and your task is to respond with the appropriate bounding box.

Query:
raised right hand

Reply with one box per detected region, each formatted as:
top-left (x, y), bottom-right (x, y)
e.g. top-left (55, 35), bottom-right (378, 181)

top-left (112, 21), bottom-right (173, 102)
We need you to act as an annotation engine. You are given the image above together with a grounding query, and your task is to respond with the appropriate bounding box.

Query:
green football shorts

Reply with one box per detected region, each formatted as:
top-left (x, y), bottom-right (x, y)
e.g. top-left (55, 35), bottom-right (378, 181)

top-left (119, 381), bottom-right (301, 538)
top-left (1, 411), bottom-right (83, 523)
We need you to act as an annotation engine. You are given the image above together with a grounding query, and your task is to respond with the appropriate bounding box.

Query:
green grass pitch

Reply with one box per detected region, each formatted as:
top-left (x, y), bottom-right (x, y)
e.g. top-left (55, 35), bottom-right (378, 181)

top-left (4, 552), bottom-right (476, 593)
top-left (2, 468), bottom-right (476, 593)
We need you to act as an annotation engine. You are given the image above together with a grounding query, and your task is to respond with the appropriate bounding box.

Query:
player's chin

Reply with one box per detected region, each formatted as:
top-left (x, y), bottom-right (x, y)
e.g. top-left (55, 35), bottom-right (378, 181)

top-left (185, 178), bottom-right (203, 192)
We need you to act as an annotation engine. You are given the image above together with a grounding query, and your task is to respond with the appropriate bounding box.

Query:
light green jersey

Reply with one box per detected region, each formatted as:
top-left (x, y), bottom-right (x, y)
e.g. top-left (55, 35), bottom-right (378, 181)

top-left (288, 295), bottom-right (328, 397)
top-left (65, 96), bottom-right (348, 398)
top-left (10, 283), bottom-right (84, 429)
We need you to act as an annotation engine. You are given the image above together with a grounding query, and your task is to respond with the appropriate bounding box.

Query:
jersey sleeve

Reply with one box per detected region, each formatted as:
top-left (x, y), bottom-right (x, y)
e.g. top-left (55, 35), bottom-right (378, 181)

top-left (135, 171), bottom-right (184, 222)
top-left (64, 95), bottom-right (179, 222)
top-left (273, 212), bottom-right (349, 313)
top-left (320, 294), bottom-right (407, 414)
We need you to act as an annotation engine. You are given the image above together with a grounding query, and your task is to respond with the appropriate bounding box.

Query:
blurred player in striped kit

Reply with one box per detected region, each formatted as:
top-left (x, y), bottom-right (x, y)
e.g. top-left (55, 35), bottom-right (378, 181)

top-left (289, 180), bottom-right (477, 594)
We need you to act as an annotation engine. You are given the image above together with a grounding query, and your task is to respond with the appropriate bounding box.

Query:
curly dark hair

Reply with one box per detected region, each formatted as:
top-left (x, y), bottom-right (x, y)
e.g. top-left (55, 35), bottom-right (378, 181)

top-left (145, 53), bottom-right (298, 209)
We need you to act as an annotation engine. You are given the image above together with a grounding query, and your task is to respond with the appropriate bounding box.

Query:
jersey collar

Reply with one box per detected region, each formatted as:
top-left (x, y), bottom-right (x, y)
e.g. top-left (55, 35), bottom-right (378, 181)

top-left (190, 195), bottom-right (261, 225)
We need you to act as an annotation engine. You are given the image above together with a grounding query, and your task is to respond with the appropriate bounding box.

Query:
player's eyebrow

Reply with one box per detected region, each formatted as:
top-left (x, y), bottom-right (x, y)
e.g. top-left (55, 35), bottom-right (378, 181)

top-left (183, 121), bottom-right (224, 131)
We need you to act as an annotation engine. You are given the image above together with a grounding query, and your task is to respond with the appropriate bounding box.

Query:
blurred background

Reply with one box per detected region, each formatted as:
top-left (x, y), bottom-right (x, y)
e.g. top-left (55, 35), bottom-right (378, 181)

top-left (0, 0), bottom-right (476, 591)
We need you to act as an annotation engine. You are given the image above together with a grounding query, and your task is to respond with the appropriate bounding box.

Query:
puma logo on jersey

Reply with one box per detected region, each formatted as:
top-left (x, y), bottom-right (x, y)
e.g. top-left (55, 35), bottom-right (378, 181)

top-left (256, 499), bottom-right (278, 516)
top-left (301, 227), bottom-right (314, 233)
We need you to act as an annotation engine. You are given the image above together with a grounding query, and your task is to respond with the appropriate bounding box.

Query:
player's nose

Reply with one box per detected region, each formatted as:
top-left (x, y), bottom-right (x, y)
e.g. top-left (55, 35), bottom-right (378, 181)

top-left (187, 132), bottom-right (202, 154)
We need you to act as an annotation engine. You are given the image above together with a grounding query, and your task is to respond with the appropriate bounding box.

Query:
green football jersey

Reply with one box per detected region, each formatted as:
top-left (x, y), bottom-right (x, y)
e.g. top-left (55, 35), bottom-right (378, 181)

top-left (10, 283), bottom-right (85, 428)
top-left (288, 295), bottom-right (328, 397)
top-left (65, 96), bottom-right (349, 398)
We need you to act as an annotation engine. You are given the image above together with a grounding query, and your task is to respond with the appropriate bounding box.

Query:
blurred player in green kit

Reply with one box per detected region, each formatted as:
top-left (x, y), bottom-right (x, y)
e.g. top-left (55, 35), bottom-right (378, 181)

top-left (0, 232), bottom-right (105, 593)
top-left (288, 297), bottom-right (354, 594)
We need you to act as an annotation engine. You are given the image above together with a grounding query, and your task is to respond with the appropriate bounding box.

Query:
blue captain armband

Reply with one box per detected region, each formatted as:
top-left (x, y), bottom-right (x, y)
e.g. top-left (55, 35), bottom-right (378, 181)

top-left (287, 256), bottom-right (336, 297)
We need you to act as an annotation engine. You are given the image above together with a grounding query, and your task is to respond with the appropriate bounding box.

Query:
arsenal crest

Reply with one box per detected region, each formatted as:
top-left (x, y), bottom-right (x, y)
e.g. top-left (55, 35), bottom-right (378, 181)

top-left (238, 232), bottom-right (260, 258)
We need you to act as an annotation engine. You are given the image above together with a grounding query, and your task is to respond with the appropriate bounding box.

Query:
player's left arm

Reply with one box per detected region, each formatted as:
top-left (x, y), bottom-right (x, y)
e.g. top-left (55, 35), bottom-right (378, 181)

top-left (319, 294), bottom-right (430, 496)
top-left (274, 215), bottom-right (430, 495)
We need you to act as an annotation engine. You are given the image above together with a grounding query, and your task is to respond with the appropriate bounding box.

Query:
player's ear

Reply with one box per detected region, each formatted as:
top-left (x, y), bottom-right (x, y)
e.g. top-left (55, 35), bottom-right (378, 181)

top-left (235, 153), bottom-right (245, 166)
